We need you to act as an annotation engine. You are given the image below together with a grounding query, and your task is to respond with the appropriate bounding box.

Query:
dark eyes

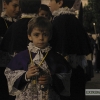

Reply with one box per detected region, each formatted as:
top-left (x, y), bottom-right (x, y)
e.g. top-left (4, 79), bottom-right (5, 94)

top-left (33, 33), bottom-right (49, 37)
top-left (43, 33), bottom-right (49, 36)
top-left (41, 14), bottom-right (48, 16)
top-left (34, 33), bottom-right (39, 36)
top-left (13, 4), bottom-right (19, 8)
top-left (50, 0), bottom-right (55, 1)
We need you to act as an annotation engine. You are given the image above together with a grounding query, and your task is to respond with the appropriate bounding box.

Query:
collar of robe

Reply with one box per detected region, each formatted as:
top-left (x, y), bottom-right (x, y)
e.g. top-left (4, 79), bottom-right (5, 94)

top-left (52, 7), bottom-right (76, 19)
top-left (27, 42), bottom-right (51, 64)
top-left (1, 11), bottom-right (18, 22)
top-left (27, 42), bottom-right (51, 73)
top-left (21, 13), bottom-right (38, 19)
top-left (27, 42), bottom-right (51, 54)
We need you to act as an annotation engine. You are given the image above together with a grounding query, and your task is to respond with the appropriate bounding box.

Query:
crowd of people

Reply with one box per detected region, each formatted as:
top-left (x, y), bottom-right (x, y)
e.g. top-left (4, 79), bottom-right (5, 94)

top-left (0, 0), bottom-right (98, 100)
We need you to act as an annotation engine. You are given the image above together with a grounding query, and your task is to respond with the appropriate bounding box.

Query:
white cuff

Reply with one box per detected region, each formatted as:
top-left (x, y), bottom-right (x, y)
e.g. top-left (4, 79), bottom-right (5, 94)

top-left (25, 73), bottom-right (30, 82)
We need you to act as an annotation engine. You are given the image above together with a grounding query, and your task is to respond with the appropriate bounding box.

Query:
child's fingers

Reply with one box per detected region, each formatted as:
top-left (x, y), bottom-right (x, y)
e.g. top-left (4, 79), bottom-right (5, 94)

top-left (39, 75), bottom-right (49, 78)
top-left (38, 80), bottom-right (48, 85)
top-left (38, 76), bottom-right (49, 85)
top-left (26, 71), bottom-right (39, 79)
top-left (26, 67), bottom-right (39, 78)
top-left (29, 73), bottom-right (39, 77)
top-left (28, 65), bottom-right (38, 69)
top-left (28, 66), bottom-right (39, 71)
top-left (38, 76), bottom-right (47, 80)
top-left (29, 68), bottom-right (39, 75)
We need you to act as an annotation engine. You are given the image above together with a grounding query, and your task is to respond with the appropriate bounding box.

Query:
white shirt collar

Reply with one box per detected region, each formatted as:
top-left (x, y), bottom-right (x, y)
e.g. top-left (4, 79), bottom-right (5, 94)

top-left (1, 11), bottom-right (18, 22)
top-left (27, 42), bottom-right (52, 53)
top-left (52, 7), bottom-right (76, 18)
top-left (21, 13), bottom-right (38, 19)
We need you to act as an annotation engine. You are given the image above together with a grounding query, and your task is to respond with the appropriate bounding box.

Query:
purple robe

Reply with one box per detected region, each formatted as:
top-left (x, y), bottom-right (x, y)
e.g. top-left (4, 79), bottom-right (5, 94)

top-left (5, 49), bottom-right (71, 100)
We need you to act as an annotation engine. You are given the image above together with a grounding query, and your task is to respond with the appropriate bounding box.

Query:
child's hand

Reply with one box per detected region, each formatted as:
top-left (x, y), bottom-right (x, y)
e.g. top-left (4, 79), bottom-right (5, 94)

top-left (26, 64), bottom-right (39, 79)
top-left (38, 75), bottom-right (51, 85)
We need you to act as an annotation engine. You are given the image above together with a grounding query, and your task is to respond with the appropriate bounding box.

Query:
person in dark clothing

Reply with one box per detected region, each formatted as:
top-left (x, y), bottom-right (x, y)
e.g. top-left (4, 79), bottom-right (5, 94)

top-left (0, 0), bottom-right (41, 54)
top-left (49, 0), bottom-right (92, 100)
top-left (85, 33), bottom-right (95, 81)
top-left (4, 16), bottom-right (71, 100)
top-left (95, 34), bottom-right (100, 73)
top-left (0, 0), bottom-right (41, 100)
top-left (0, 0), bottom-right (20, 100)
top-left (0, 0), bottom-right (20, 38)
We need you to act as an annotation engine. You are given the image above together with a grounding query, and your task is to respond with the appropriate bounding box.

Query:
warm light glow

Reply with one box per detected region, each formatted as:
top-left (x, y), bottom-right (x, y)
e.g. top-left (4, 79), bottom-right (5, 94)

top-left (93, 23), bottom-right (95, 25)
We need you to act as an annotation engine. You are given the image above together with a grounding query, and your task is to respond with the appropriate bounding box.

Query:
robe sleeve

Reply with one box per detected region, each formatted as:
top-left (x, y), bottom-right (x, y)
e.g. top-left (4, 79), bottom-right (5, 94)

top-left (51, 73), bottom-right (71, 97)
top-left (4, 51), bottom-right (30, 96)
top-left (4, 67), bottom-right (27, 96)
top-left (13, 72), bottom-right (29, 90)
top-left (56, 73), bottom-right (71, 96)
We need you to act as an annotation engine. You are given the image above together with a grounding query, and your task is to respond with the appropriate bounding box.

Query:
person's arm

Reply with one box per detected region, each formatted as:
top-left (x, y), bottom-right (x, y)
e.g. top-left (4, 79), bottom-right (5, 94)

top-left (0, 17), bottom-right (7, 38)
top-left (13, 72), bottom-right (30, 90)
top-left (51, 74), bottom-right (65, 95)
top-left (0, 25), bottom-right (13, 52)
top-left (4, 67), bottom-right (26, 95)
top-left (4, 51), bottom-right (29, 95)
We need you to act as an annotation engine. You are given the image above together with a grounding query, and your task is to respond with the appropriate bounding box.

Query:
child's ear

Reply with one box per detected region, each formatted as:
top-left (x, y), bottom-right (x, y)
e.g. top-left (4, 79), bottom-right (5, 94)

top-left (58, 0), bottom-right (63, 8)
top-left (28, 35), bottom-right (32, 41)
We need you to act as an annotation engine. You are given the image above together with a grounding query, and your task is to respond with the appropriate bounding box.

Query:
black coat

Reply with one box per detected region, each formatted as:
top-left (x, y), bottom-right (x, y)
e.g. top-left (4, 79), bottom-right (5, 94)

top-left (0, 18), bottom-right (31, 53)
top-left (0, 17), bottom-right (14, 37)
top-left (50, 14), bottom-right (92, 56)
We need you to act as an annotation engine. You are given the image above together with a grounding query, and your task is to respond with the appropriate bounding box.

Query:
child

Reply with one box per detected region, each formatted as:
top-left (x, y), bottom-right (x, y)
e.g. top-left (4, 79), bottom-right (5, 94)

top-left (0, 0), bottom-right (20, 99)
top-left (49, 0), bottom-right (92, 100)
top-left (4, 16), bottom-right (71, 100)
top-left (0, 0), bottom-right (41, 53)
top-left (0, 0), bottom-right (20, 38)
top-left (0, 0), bottom-right (20, 50)
top-left (38, 4), bottom-right (52, 20)
top-left (0, 0), bottom-right (40, 99)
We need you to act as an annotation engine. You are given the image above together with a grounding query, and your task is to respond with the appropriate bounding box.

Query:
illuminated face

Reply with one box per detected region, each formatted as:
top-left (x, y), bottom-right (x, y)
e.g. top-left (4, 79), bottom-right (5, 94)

top-left (38, 10), bottom-right (50, 19)
top-left (4, 0), bottom-right (20, 18)
top-left (28, 27), bottom-right (51, 49)
top-left (49, 0), bottom-right (62, 12)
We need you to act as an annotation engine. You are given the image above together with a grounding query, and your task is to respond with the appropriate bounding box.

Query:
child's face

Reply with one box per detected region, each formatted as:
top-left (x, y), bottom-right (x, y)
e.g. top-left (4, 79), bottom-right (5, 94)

top-left (38, 10), bottom-right (49, 19)
top-left (28, 27), bottom-right (51, 49)
top-left (49, 0), bottom-right (63, 12)
top-left (4, 0), bottom-right (20, 18)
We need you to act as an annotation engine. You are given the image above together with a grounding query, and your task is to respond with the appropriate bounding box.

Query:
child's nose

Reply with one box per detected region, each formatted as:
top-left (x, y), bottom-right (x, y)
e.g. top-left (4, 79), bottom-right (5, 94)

top-left (39, 35), bottom-right (43, 40)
